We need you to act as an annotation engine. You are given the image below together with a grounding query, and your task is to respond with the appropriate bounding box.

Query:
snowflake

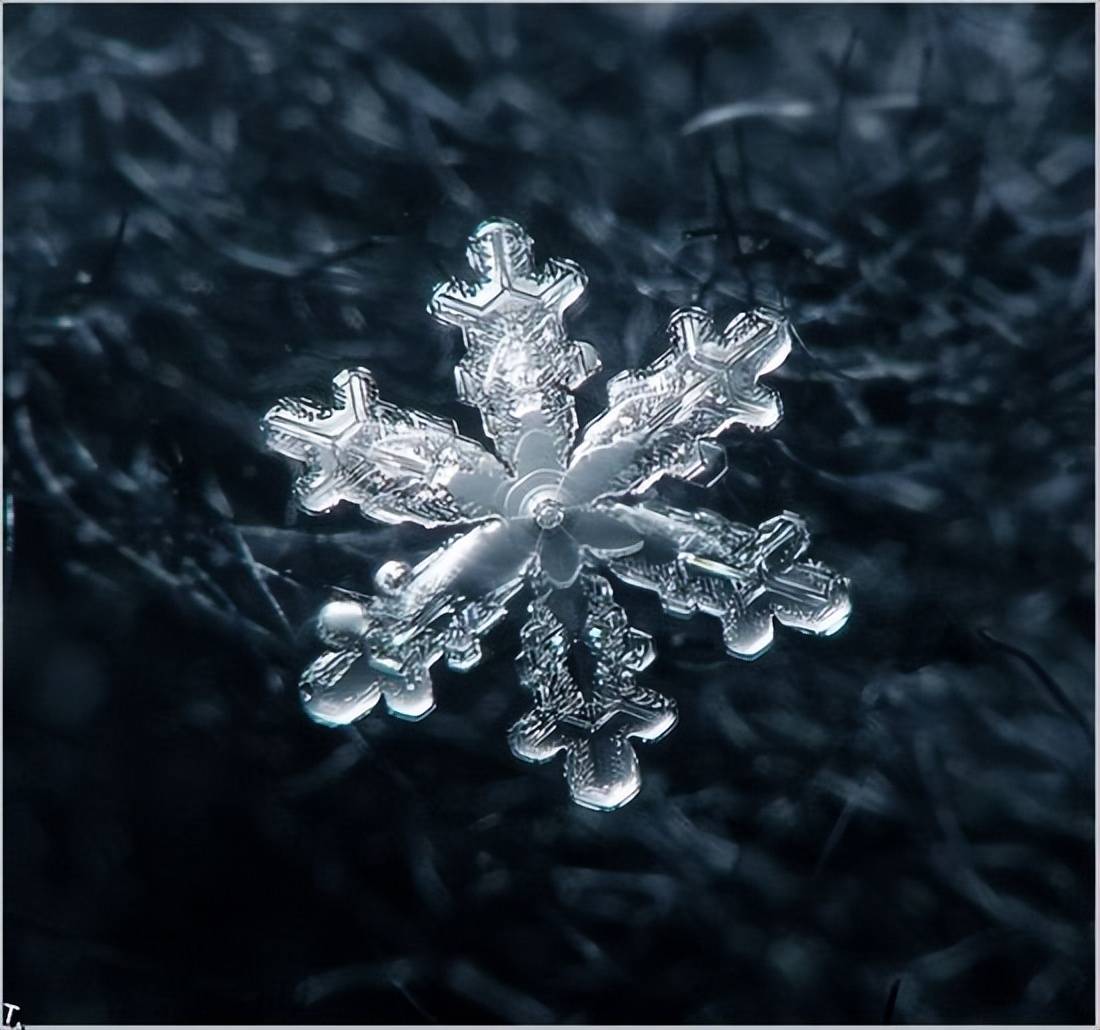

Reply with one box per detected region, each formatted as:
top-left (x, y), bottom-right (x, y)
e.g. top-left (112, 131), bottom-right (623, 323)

top-left (262, 219), bottom-right (850, 810)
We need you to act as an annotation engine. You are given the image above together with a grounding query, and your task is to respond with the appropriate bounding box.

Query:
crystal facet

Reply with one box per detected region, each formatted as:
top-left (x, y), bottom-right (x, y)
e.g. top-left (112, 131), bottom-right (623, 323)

top-left (263, 218), bottom-right (851, 809)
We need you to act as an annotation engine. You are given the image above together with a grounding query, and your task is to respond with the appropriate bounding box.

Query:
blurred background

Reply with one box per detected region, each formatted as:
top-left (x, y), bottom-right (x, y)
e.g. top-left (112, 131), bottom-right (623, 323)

top-left (3, 3), bottom-right (1094, 1024)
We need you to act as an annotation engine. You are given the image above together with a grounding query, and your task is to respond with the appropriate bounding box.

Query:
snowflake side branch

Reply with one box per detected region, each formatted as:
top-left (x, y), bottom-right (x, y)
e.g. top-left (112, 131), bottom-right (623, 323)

top-left (604, 500), bottom-right (851, 658)
top-left (563, 308), bottom-right (791, 502)
top-left (428, 218), bottom-right (602, 474)
top-left (301, 520), bottom-right (534, 724)
top-left (263, 367), bottom-right (510, 528)
top-left (509, 574), bottom-right (677, 810)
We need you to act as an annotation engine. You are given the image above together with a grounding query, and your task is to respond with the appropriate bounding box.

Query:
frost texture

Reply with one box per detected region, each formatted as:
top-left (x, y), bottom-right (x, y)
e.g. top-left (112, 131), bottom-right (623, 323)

top-left (263, 219), bottom-right (851, 808)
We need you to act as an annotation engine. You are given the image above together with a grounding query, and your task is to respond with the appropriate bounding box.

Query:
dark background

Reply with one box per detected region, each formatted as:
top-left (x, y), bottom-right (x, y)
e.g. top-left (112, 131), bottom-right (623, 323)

top-left (4, 3), bottom-right (1094, 1024)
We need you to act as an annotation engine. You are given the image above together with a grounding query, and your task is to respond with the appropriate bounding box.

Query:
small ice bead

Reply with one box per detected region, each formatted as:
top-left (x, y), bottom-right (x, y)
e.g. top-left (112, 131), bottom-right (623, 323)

top-left (318, 600), bottom-right (368, 643)
top-left (374, 560), bottom-right (411, 596)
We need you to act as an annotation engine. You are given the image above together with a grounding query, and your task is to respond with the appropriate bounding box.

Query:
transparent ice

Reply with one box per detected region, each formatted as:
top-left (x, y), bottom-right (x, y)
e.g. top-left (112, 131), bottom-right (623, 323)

top-left (263, 219), bottom-right (850, 810)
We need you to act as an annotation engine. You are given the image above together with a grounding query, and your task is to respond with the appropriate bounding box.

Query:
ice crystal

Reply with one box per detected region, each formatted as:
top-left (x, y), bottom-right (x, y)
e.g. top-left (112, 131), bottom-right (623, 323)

top-left (262, 219), bottom-right (851, 809)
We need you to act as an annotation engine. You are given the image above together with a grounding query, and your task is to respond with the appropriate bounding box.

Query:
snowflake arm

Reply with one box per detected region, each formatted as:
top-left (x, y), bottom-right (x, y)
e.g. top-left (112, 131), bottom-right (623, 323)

top-left (603, 501), bottom-right (851, 658)
top-left (428, 219), bottom-right (602, 476)
top-left (562, 308), bottom-right (791, 504)
top-left (300, 519), bottom-right (534, 724)
top-left (509, 574), bottom-right (677, 810)
top-left (263, 367), bottom-right (511, 527)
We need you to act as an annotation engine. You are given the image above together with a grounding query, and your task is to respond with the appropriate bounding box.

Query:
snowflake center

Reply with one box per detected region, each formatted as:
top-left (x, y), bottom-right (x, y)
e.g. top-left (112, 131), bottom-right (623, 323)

top-left (533, 498), bottom-right (566, 531)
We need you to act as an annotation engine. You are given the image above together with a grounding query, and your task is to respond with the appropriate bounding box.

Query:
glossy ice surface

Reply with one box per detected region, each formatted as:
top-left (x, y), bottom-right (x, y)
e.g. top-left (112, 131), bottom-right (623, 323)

top-left (263, 219), bottom-right (850, 808)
